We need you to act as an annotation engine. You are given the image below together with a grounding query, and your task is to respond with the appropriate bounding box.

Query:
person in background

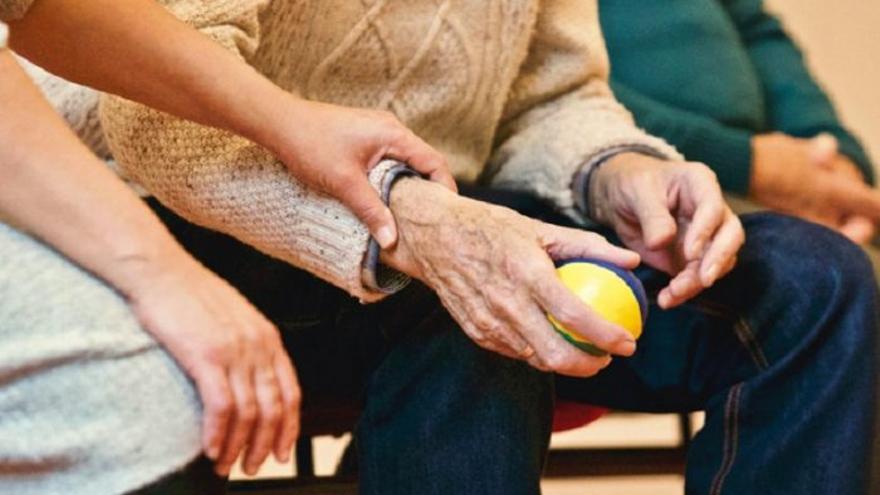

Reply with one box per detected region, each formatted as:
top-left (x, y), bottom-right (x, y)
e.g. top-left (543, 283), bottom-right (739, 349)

top-left (0, 0), bottom-right (451, 492)
top-left (600, 0), bottom-right (880, 244)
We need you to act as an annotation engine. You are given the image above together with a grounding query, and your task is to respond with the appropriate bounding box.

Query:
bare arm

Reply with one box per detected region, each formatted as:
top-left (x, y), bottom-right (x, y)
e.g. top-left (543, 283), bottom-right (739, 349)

top-left (0, 50), bottom-right (299, 477)
top-left (7, 0), bottom-right (452, 247)
top-left (0, 50), bottom-right (180, 292)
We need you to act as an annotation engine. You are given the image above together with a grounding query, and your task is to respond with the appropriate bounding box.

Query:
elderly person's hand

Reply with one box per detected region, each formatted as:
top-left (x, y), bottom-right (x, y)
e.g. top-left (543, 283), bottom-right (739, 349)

top-left (380, 178), bottom-right (640, 377)
top-left (751, 133), bottom-right (880, 244)
top-left (589, 153), bottom-right (745, 309)
top-left (119, 252), bottom-right (300, 478)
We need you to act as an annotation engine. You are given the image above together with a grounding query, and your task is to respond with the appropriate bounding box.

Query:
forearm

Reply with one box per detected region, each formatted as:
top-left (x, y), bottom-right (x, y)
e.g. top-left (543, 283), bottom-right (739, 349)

top-left (0, 52), bottom-right (189, 297)
top-left (7, 0), bottom-right (291, 154)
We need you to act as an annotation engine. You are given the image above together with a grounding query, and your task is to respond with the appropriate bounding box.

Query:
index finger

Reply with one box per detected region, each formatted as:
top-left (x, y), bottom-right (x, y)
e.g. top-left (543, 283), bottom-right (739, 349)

top-left (537, 224), bottom-right (640, 269)
top-left (827, 176), bottom-right (880, 222)
top-left (682, 174), bottom-right (726, 261)
top-left (697, 210), bottom-right (744, 287)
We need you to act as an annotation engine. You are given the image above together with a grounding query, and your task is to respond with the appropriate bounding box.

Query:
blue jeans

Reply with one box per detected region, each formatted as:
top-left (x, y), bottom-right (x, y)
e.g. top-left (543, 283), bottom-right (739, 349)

top-left (151, 191), bottom-right (879, 495)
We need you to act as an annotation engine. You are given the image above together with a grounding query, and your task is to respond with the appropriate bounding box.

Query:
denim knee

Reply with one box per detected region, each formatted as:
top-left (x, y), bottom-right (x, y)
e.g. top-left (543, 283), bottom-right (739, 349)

top-left (740, 212), bottom-right (875, 300)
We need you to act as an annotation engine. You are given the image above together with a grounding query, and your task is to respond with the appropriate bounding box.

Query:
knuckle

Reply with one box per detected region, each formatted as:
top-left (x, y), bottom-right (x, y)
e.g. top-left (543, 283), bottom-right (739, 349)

top-left (204, 337), bottom-right (238, 364)
top-left (264, 403), bottom-right (283, 422)
top-left (239, 403), bottom-right (259, 423)
top-left (284, 390), bottom-right (301, 409)
top-left (471, 312), bottom-right (495, 332)
top-left (211, 395), bottom-right (234, 417)
top-left (542, 349), bottom-right (569, 370)
top-left (468, 331), bottom-right (491, 349)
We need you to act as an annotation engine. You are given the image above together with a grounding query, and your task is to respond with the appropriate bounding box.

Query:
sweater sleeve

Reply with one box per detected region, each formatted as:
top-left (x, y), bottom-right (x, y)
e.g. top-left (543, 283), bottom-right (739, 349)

top-left (99, 0), bottom-right (406, 303)
top-left (610, 80), bottom-right (755, 195)
top-left (484, 0), bottom-right (681, 223)
top-left (0, 0), bottom-right (34, 21)
top-left (723, 0), bottom-right (875, 184)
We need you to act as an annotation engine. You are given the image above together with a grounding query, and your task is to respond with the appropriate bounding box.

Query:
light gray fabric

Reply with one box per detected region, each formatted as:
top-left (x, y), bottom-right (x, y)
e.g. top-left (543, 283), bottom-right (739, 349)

top-left (0, 222), bottom-right (202, 494)
top-left (0, 21), bottom-right (8, 49)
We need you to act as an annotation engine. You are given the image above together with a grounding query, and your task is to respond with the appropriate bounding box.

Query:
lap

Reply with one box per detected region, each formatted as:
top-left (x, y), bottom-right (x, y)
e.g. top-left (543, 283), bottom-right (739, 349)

top-left (0, 222), bottom-right (203, 495)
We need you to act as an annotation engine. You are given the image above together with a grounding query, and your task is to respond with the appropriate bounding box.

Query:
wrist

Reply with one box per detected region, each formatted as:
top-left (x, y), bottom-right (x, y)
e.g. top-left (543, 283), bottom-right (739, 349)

top-left (588, 152), bottom-right (659, 224)
top-left (748, 134), bottom-right (782, 199)
top-left (234, 84), bottom-right (305, 157)
top-left (379, 177), bottom-right (462, 278)
top-left (101, 227), bottom-right (200, 301)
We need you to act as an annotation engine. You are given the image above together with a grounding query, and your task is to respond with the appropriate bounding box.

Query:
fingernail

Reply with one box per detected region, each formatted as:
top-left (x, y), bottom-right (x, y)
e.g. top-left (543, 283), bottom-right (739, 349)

top-left (657, 291), bottom-right (671, 309)
top-left (206, 445), bottom-right (219, 460)
top-left (375, 226), bottom-right (395, 249)
top-left (616, 339), bottom-right (637, 356)
top-left (704, 263), bottom-right (720, 285)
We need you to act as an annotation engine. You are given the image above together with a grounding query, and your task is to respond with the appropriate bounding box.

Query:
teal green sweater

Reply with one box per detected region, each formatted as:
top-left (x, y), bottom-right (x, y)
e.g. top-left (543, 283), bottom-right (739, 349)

top-left (599, 0), bottom-right (875, 193)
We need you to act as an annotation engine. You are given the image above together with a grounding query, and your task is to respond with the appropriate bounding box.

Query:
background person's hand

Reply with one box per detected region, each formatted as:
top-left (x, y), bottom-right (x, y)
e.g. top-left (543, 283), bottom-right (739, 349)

top-left (589, 153), bottom-right (745, 309)
top-left (267, 100), bottom-right (457, 249)
top-left (751, 133), bottom-right (880, 244)
top-left (123, 253), bottom-right (300, 478)
top-left (380, 178), bottom-right (641, 377)
top-left (809, 134), bottom-right (876, 243)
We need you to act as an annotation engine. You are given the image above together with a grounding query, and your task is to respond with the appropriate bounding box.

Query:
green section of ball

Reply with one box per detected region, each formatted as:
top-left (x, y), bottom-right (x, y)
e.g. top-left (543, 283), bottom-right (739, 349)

top-left (552, 323), bottom-right (608, 357)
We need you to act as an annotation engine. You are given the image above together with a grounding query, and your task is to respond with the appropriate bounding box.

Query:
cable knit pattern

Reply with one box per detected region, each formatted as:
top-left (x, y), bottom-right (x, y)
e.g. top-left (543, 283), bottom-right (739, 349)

top-left (29, 0), bottom-right (681, 301)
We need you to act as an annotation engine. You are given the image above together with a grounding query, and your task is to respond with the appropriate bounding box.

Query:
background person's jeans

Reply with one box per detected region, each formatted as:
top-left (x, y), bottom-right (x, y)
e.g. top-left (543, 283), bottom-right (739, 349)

top-left (148, 187), bottom-right (878, 495)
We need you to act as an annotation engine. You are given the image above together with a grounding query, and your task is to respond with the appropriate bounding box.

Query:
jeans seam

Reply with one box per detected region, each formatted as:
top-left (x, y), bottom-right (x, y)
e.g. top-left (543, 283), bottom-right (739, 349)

top-left (732, 317), bottom-right (770, 371)
top-left (710, 383), bottom-right (743, 495)
top-left (687, 299), bottom-right (769, 371)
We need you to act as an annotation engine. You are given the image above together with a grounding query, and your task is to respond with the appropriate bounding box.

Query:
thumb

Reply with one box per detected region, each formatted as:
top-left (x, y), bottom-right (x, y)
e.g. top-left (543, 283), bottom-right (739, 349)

top-left (337, 178), bottom-right (398, 249)
top-left (810, 133), bottom-right (838, 168)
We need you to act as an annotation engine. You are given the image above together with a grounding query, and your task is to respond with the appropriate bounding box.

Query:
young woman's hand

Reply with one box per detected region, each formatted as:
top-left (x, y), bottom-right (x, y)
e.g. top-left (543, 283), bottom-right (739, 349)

top-left (123, 254), bottom-right (300, 478)
top-left (266, 99), bottom-right (456, 248)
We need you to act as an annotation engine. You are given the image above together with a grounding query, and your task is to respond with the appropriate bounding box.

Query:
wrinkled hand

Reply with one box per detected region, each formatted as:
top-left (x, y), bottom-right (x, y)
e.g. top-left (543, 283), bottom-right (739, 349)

top-left (751, 133), bottom-right (879, 244)
top-left (589, 153), bottom-right (744, 309)
top-left (381, 178), bottom-right (641, 377)
top-left (124, 254), bottom-right (300, 477)
top-left (269, 99), bottom-right (456, 248)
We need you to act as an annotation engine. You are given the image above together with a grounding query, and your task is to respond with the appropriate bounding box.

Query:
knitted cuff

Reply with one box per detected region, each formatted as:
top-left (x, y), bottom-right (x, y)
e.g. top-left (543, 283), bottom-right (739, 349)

top-left (0, 22), bottom-right (8, 50)
top-left (360, 161), bottom-right (417, 295)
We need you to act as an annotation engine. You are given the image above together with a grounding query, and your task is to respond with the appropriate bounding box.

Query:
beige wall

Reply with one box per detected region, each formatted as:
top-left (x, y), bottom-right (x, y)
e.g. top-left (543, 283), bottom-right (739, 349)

top-left (766, 0), bottom-right (880, 172)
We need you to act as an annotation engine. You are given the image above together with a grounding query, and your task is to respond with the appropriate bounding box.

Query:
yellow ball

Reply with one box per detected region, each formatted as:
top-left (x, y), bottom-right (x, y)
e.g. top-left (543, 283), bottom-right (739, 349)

top-left (548, 259), bottom-right (648, 356)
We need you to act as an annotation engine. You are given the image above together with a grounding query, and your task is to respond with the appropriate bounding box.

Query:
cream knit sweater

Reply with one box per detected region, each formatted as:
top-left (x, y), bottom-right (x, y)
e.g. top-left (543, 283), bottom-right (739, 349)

top-left (4, 0), bottom-right (680, 302)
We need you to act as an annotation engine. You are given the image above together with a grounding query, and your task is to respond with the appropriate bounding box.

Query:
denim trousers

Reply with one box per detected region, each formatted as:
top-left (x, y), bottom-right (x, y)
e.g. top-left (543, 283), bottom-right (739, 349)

top-left (148, 187), bottom-right (879, 495)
